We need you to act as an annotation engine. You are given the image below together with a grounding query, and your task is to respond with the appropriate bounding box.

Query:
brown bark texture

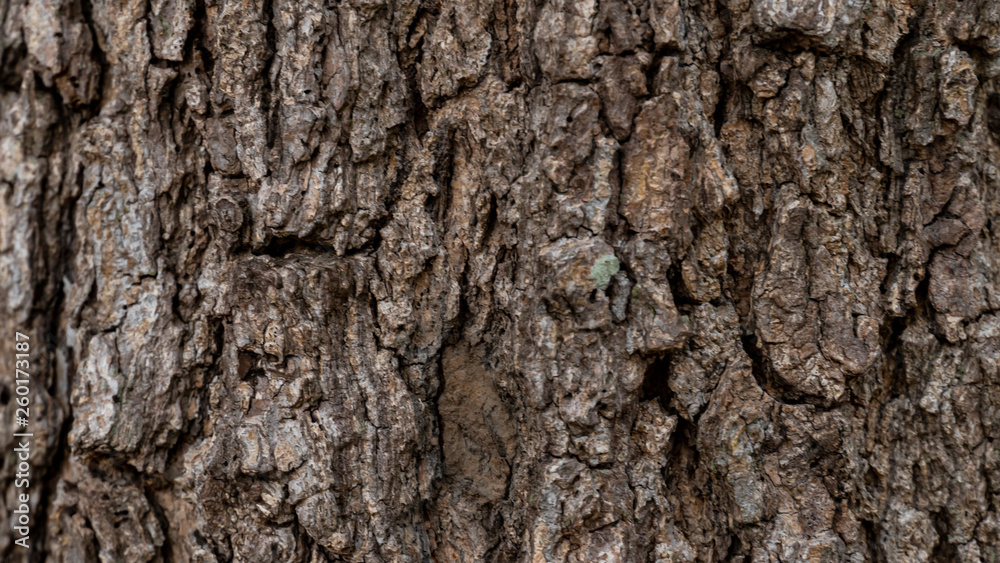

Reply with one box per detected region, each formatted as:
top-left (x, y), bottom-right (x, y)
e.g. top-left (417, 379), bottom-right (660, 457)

top-left (2, 0), bottom-right (1000, 560)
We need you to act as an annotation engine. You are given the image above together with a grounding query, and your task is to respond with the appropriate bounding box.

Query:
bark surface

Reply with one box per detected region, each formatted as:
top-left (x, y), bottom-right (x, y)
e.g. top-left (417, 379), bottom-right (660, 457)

top-left (2, 0), bottom-right (1000, 560)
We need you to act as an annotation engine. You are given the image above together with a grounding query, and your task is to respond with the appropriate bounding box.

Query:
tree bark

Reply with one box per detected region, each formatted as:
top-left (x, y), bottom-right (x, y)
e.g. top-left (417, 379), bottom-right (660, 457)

top-left (2, 0), bottom-right (1000, 560)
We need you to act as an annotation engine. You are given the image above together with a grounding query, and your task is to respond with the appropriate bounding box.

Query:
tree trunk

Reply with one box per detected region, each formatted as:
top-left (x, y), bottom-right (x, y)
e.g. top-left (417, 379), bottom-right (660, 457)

top-left (2, 0), bottom-right (1000, 560)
